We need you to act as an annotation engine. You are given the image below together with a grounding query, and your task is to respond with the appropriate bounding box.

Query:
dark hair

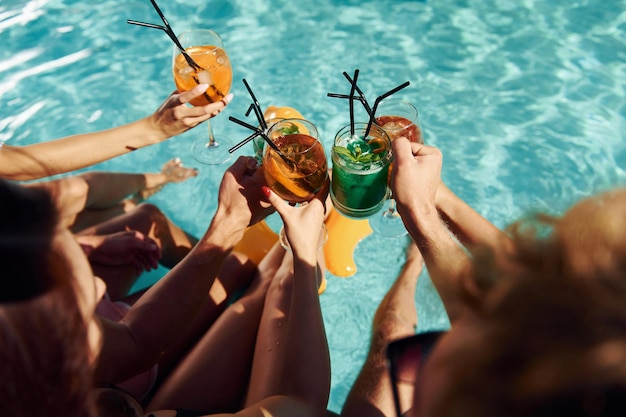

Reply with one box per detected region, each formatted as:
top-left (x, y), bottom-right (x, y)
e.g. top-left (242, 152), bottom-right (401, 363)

top-left (0, 180), bottom-right (97, 417)
top-left (0, 180), bottom-right (59, 301)
top-left (432, 212), bottom-right (626, 417)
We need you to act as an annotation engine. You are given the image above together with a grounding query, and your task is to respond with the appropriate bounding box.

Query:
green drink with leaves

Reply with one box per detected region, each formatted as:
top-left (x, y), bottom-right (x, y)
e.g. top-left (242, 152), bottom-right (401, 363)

top-left (330, 123), bottom-right (392, 218)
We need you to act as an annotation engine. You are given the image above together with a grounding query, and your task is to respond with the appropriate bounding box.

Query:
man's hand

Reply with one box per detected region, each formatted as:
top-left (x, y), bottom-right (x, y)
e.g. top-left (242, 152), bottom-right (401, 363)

top-left (390, 137), bottom-right (443, 218)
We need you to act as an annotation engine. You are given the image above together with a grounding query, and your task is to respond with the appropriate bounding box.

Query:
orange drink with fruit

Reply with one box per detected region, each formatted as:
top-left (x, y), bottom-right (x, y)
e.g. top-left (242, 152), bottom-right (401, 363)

top-left (262, 119), bottom-right (328, 204)
top-left (171, 29), bottom-right (234, 164)
top-left (173, 44), bottom-right (232, 106)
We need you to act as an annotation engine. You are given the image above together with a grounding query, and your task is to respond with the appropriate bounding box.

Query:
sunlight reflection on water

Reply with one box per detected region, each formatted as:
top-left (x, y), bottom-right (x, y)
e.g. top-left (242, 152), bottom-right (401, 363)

top-left (1, 0), bottom-right (625, 412)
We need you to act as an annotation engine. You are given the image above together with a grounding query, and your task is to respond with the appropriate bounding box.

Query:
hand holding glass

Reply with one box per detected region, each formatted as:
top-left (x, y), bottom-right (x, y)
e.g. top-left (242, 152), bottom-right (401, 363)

top-left (172, 29), bottom-right (233, 164)
top-left (368, 99), bottom-right (422, 237)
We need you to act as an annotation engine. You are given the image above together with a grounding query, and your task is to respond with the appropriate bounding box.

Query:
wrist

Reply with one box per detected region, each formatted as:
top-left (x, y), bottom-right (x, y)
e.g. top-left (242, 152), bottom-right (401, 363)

top-left (397, 200), bottom-right (440, 239)
top-left (435, 182), bottom-right (454, 210)
top-left (204, 209), bottom-right (248, 249)
top-left (133, 117), bottom-right (168, 147)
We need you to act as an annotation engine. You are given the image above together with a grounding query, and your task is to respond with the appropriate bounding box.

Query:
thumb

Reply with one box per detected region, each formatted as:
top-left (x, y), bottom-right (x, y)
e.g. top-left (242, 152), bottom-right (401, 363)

top-left (261, 186), bottom-right (287, 216)
top-left (391, 136), bottom-right (414, 165)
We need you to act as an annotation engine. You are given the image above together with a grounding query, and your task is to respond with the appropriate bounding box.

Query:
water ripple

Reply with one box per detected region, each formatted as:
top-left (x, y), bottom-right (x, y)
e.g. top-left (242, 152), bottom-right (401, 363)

top-left (1, 0), bottom-right (625, 413)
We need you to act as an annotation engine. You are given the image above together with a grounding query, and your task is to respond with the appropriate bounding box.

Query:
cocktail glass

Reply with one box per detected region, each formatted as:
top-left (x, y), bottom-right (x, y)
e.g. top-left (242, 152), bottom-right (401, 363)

top-left (262, 118), bottom-right (328, 204)
top-left (330, 123), bottom-right (392, 219)
top-left (172, 29), bottom-right (233, 165)
top-left (368, 99), bottom-right (422, 237)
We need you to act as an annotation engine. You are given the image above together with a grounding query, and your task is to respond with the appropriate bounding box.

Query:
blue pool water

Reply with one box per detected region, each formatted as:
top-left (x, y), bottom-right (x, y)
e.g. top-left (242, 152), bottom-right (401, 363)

top-left (2, 0), bottom-right (625, 412)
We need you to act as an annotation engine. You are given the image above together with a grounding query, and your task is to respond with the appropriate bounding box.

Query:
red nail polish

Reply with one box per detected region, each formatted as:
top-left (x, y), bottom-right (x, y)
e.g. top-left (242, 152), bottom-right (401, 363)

top-left (261, 186), bottom-right (271, 197)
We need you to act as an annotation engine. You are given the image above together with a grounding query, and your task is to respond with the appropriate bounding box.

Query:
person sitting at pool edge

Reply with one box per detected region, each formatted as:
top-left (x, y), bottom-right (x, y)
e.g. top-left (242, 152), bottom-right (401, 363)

top-left (25, 157), bottom-right (201, 300)
top-left (0, 155), bottom-right (332, 416)
top-left (0, 85), bottom-right (232, 181)
top-left (341, 137), bottom-right (626, 417)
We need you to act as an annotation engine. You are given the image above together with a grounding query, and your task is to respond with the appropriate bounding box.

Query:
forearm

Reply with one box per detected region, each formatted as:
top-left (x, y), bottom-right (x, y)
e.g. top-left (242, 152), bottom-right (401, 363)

top-left (399, 201), bottom-right (474, 323)
top-left (122, 210), bottom-right (247, 359)
top-left (1, 117), bottom-right (165, 181)
top-left (283, 260), bottom-right (331, 408)
top-left (436, 183), bottom-right (513, 253)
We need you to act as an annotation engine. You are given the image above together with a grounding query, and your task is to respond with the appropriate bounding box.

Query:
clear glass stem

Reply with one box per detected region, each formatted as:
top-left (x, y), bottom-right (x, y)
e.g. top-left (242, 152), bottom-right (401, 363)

top-left (206, 120), bottom-right (218, 148)
top-left (385, 197), bottom-right (397, 216)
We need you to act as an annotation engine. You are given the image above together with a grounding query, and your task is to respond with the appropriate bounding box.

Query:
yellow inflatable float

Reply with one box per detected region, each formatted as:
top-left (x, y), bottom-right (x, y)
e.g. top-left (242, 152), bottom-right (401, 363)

top-left (322, 207), bottom-right (372, 278)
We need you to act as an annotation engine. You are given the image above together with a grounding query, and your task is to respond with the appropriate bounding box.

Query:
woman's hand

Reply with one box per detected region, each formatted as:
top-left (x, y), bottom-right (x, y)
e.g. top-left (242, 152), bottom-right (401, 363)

top-left (150, 86), bottom-right (234, 139)
top-left (214, 157), bottom-right (275, 232)
top-left (262, 178), bottom-right (329, 262)
top-left (76, 231), bottom-right (161, 274)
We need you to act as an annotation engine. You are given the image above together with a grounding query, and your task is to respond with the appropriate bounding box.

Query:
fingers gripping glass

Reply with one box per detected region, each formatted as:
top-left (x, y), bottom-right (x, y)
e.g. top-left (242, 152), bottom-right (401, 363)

top-left (385, 331), bottom-right (446, 417)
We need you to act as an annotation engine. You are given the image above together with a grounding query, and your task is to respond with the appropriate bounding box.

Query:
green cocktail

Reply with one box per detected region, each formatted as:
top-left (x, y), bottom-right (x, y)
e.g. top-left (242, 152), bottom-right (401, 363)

top-left (330, 123), bottom-right (392, 218)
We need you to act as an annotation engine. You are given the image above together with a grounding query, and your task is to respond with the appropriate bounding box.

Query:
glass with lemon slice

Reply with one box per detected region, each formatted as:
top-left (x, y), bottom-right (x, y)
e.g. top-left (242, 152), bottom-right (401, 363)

top-left (262, 118), bottom-right (328, 204)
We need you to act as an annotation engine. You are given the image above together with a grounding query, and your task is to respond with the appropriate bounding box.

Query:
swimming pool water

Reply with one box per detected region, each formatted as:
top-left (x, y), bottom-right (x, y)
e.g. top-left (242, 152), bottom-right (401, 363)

top-left (2, 0), bottom-right (625, 412)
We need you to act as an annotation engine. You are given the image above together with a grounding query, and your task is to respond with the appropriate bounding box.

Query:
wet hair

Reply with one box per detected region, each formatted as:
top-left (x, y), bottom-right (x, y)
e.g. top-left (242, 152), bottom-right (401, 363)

top-left (431, 201), bottom-right (626, 417)
top-left (0, 180), bottom-right (97, 417)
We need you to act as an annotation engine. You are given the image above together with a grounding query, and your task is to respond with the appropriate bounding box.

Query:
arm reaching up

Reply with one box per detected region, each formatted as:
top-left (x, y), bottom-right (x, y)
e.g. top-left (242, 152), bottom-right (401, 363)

top-left (390, 138), bottom-right (477, 323)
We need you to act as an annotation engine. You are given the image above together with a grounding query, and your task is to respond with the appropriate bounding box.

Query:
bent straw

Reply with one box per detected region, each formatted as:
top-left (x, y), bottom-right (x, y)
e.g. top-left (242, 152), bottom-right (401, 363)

top-left (364, 81), bottom-right (411, 138)
top-left (127, 20), bottom-right (202, 70)
top-left (228, 116), bottom-right (279, 153)
top-left (127, 0), bottom-right (202, 70)
top-left (242, 79), bottom-right (267, 131)
top-left (228, 116), bottom-right (297, 167)
top-left (348, 69), bottom-right (359, 136)
top-left (326, 93), bottom-right (372, 118)
top-left (342, 72), bottom-right (373, 118)
top-left (228, 130), bottom-right (262, 153)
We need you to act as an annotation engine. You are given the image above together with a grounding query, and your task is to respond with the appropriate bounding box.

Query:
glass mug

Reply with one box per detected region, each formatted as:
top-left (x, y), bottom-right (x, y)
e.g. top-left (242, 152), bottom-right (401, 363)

top-left (330, 123), bottom-right (392, 218)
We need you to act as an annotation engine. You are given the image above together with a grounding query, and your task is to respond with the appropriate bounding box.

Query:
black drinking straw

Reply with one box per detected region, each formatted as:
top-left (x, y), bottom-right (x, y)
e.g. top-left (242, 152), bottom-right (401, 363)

top-left (127, 0), bottom-right (202, 70)
top-left (342, 72), bottom-right (373, 118)
top-left (348, 69), bottom-right (359, 136)
top-left (228, 130), bottom-right (262, 153)
top-left (228, 115), bottom-right (283, 155)
top-left (326, 93), bottom-right (372, 118)
top-left (242, 79), bottom-right (268, 131)
top-left (364, 81), bottom-right (411, 138)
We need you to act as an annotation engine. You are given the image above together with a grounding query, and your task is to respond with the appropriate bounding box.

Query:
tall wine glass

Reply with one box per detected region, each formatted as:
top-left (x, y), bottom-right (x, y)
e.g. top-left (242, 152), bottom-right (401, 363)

top-left (172, 29), bottom-right (233, 165)
top-left (368, 99), bottom-right (422, 237)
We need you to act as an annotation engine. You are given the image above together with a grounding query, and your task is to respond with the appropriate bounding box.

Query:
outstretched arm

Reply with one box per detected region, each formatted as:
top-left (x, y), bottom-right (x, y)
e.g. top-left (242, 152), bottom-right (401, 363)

top-left (1, 86), bottom-right (231, 181)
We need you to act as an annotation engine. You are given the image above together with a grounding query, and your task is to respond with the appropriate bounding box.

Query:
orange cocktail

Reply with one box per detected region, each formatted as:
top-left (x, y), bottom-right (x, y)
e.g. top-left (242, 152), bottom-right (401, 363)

top-left (172, 29), bottom-right (232, 107)
top-left (262, 119), bottom-right (328, 204)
